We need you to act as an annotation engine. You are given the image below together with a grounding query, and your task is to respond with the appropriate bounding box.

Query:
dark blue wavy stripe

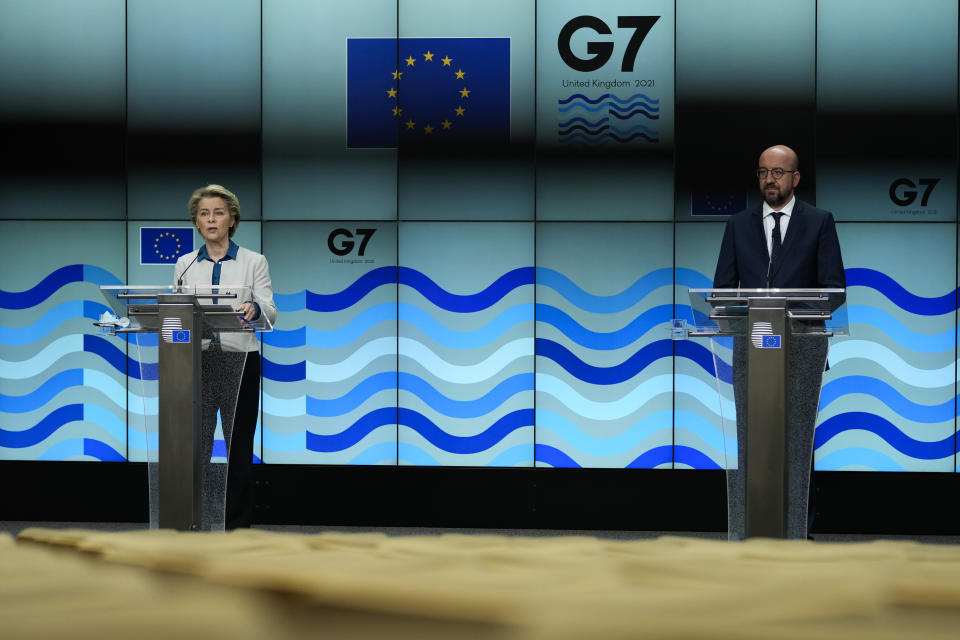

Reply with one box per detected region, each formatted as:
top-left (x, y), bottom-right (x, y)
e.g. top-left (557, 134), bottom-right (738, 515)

top-left (534, 444), bottom-right (581, 468)
top-left (609, 108), bottom-right (659, 120)
top-left (537, 338), bottom-right (731, 385)
top-left (607, 131), bottom-right (658, 143)
top-left (845, 268), bottom-right (956, 316)
top-left (0, 368), bottom-right (83, 413)
top-left (559, 124), bottom-right (609, 136)
top-left (83, 335), bottom-right (157, 380)
top-left (537, 338), bottom-right (670, 384)
top-left (626, 445), bottom-right (673, 468)
top-left (84, 438), bottom-right (125, 461)
top-left (306, 407), bottom-right (396, 452)
top-left (262, 358), bottom-right (306, 383)
top-left (305, 266), bottom-right (397, 312)
top-left (815, 412), bottom-right (956, 459)
top-left (0, 404), bottom-right (83, 448)
top-left (0, 265), bottom-right (84, 309)
top-left (674, 446), bottom-right (723, 470)
top-left (399, 266), bottom-right (535, 313)
top-left (304, 408), bottom-right (535, 454)
top-left (819, 376), bottom-right (953, 423)
top-left (401, 408), bottom-right (534, 454)
top-left (559, 92), bottom-right (659, 105)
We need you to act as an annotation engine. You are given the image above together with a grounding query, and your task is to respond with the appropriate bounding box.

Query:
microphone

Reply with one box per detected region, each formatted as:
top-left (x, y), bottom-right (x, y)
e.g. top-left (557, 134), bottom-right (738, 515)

top-left (177, 250), bottom-right (202, 288)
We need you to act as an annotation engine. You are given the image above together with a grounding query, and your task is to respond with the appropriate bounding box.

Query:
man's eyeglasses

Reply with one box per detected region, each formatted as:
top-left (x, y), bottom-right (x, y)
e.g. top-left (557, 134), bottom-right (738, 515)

top-left (757, 167), bottom-right (796, 180)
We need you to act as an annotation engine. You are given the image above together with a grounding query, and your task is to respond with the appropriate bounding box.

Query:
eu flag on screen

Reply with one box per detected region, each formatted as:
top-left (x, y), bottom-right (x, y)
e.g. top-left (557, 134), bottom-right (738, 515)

top-left (347, 38), bottom-right (510, 148)
top-left (140, 227), bottom-right (194, 264)
top-left (691, 190), bottom-right (747, 216)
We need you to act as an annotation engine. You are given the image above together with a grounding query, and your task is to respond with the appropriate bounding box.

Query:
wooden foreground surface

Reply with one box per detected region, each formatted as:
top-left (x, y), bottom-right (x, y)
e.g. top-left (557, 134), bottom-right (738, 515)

top-left (4, 528), bottom-right (960, 639)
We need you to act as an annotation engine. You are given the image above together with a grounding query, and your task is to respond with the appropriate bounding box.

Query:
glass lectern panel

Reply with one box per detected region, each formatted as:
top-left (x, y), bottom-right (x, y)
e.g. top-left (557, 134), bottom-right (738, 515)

top-left (98, 284), bottom-right (271, 531)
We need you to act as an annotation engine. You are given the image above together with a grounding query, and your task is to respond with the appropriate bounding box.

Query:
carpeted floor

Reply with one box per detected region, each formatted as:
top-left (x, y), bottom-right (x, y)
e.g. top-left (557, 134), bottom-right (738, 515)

top-left (4, 525), bottom-right (960, 639)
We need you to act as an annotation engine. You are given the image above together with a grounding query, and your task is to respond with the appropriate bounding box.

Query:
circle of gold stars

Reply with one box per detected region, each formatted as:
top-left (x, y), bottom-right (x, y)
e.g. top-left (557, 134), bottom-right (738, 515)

top-left (386, 50), bottom-right (470, 135)
top-left (153, 231), bottom-right (183, 261)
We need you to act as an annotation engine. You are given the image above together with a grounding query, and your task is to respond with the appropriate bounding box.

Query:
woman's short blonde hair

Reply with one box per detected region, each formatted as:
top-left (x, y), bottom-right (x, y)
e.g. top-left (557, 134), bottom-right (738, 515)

top-left (188, 184), bottom-right (241, 238)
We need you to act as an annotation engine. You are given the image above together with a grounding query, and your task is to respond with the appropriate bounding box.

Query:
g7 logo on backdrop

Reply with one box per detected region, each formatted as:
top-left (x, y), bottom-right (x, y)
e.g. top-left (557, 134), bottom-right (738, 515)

top-left (558, 16), bottom-right (660, 72)
top-left (889, 178), bottom-right (940, 207)
top-left (328, 228), bottom-right (376, 256)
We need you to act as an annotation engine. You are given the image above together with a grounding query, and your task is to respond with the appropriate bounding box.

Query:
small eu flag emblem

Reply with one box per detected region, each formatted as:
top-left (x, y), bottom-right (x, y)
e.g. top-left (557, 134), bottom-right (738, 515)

top-left (140, 227), bottom-right (194, 265)
top-left (761, 335), bottom-right (781, 349)
top-left (171, 330), bottom-right (190, 343)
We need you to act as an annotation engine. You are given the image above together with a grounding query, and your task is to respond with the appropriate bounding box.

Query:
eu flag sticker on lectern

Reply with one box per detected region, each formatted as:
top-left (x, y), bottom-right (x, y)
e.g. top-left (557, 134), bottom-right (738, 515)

top-left (346, 37), bottom-right (510, 148)
top-left (171, 330), bottom-right (190, 343)
top-left (761, 335), bottom-right (781, 349)
top-left (140, 227), bottom-right (194, 264)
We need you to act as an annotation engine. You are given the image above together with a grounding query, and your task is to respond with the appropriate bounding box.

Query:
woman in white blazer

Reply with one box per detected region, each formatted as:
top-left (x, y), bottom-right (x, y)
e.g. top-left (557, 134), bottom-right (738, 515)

top-left (174, 184), bottom-right (278, 529)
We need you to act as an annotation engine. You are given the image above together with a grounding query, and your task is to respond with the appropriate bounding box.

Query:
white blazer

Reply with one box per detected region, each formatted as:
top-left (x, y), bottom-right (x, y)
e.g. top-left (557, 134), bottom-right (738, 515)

top-left (174, 245), bottom-right (278, 353)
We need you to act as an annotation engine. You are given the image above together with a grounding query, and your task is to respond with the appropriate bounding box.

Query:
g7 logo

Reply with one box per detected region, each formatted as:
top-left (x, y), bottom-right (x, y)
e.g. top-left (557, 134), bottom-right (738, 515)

top-left (328, 228), bottom-right (376, 256)
top-left (558, 16), bottom-right (660, 72)
top-left (889, 178), bottom-right (940, 207)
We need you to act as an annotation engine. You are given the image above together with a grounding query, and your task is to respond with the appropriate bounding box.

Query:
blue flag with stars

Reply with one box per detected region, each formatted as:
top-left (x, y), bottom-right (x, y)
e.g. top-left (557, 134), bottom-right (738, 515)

top-left (140, 227), bottom-right (194, 264)
top-left (347, 38), bottom-right (510, 148)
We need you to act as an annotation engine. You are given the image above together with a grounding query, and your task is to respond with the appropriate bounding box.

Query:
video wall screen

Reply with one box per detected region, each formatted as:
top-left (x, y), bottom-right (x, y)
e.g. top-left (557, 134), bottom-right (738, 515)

top-left (1, 0), bottom-right (958, 472)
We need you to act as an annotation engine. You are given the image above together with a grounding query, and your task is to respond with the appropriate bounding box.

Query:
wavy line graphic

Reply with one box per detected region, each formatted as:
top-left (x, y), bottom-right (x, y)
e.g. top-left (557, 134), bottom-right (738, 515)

top-left (536, 373), bottom-right (673, 420)
top-left (36, 438), bottom-right (125, 462)
top-left (608, 108), bottom-right (659, 120)
top-left (0, 335), bottom-right (152, 381)
top-left (847, 305), bottom-right (955, 352)
top-left (815, 412), bottom-right (956, 459)
top-left (846, 268), bottom-right (956, 316)
top-left (558, 116), bottom-right (608, 128)
top-left (819, 376), bottom-right (953, 423)
top-left (561, 131), bottom-right (659, 144)
top-left (558, 101), bottom-right (659, 114)
top-left (536, 409), bottom-right (670, 457)
top-left (537, 268), bottom-right (671, 313)
top-left (816, 448), bottom-right (906, 472)
top-left (261, 302), bottom-right (396, 348)
top-left (0, 404), bottom-right (84, 448)
top-left (558, 92), bottom-right (660, 105)
top-left (0, 265), bottom-right (121, 309)
top-left (399, 266), bottom-right (534, 313)
top-left (537, 303), bottom-right (671, 350)
top-left (558, 123), bottom-right (609, 136)
top-left (304, 407), bottom-right (534, 454)
top-left (0, 300), bottom-right (111, 345)
top-left (827, 341), bottom-right (952, 388)
top-left (538, 338), bottom-right (731, 385)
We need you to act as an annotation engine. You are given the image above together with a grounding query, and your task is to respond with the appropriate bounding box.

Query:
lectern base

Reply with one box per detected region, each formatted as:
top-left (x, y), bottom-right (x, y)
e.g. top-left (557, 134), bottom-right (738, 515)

top-left (727, 335), bottom-right (828, 540)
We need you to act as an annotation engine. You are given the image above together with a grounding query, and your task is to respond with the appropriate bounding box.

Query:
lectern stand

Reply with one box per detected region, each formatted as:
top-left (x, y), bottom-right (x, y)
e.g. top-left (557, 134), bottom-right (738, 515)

top-left (687, 288), bottom-right (847, 539)
top-left (98, 285), bottom-right (272, 531)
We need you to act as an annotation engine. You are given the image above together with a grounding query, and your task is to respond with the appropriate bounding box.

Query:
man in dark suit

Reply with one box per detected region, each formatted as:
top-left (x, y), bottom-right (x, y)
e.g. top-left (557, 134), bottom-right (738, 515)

top-left (713, 144), bottom-right (845, 540)
top-left (714, 145), bottom-right (845, 291)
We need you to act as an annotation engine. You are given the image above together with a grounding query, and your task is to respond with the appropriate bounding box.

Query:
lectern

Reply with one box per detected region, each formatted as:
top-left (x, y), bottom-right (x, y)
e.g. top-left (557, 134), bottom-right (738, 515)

top-left (98, 285), bottom-right (272, 531)
top-left (686, 288), bottom-right (847, 539)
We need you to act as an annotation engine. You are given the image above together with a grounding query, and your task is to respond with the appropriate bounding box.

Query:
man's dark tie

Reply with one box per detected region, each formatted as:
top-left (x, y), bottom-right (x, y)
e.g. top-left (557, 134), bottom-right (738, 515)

top-left (767, 211), bottom-right (783, 287)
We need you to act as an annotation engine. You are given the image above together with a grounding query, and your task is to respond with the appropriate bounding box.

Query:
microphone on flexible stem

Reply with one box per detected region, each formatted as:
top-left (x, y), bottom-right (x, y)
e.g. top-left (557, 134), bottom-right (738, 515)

top-left (177, 250), bottom-right (202, 288)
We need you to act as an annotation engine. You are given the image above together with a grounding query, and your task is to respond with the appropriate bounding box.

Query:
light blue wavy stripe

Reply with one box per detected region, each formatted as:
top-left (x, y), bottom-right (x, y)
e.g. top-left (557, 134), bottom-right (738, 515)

top-left (347, 442), bottom-right (442, 465)
top-left (847, 305), bottom-right (955, 352)
top-left (0, 301), bottom-right (107, 345)
top-left (816, 448), bottom-right (906, 471)
top-left (308, 302), bottom-right (396, 348)
top-left (36, 438), bottom-right (86, 460)
top-left (673, 410), bottom-right (737, 455)
top-left (536, 409), bottom-right (670, 456)
top-left (0, 335), bottom-right (82, 378)
top-left (400, 302), bottom-right (533, 349)
top-left (537, 268), bottom-right (672, 313)
top-left (263, 393), bottom-right (306, 418)
top-left (537, 303), bottom-right (672, 350)
top-left (263, 429), bottom-right (307, 453)
top-left (674, 375), bottom-right (737, 419)
top-left (307, 372), bottom-right (396, 417)
top-left (83, 405), bottom-right (127, 443)
top-left (399, 372), bottom-right (532, 419)
top-left (274, 291), bottom-right (305, 312)
top-left (128, 429), bottom-right (159, 452)
top-left (487, 444), bottom-right (535, 466)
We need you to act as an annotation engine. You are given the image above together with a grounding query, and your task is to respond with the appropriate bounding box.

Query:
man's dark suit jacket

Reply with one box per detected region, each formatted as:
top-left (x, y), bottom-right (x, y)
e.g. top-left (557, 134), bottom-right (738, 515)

top-left (713, 199), bottom-right (845, 291)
